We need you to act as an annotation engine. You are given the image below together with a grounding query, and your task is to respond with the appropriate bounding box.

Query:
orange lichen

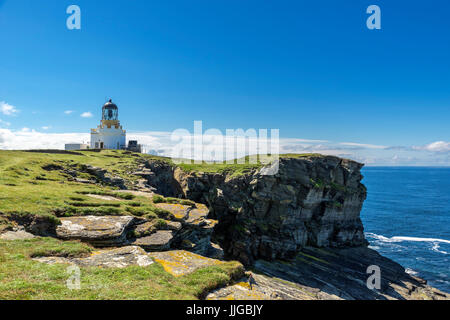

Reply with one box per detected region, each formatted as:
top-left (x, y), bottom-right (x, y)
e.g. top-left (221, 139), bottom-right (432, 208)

top-left (149, 250), bottom-right (227, 277)
top-left (236, 281), bottom-right (252, 289)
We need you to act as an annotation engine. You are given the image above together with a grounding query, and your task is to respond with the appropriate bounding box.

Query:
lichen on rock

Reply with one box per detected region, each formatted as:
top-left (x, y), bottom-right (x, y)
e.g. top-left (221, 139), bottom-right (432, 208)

top-left (34, 246), bottom-right (154, 268)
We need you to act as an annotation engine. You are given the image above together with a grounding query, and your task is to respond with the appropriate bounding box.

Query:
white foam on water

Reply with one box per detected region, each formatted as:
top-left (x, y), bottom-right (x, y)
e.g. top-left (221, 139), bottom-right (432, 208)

top-left (366, 233), bottom-right (450, 244)
top-left (391, 236), bottom-right (450, 244)
top-left (405, 268), bottom-right (418, 276)
top-left (436, 279), bottom-right (450, 285)
top-left (366, 233), bottom-right (450, 255)
top-left (431, 243), bottom-right (449, 255)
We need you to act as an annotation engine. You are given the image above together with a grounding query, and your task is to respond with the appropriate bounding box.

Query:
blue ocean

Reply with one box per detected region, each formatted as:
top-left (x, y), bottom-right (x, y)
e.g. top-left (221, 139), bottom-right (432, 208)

top-left (361, 167), bottom-right (450, 293)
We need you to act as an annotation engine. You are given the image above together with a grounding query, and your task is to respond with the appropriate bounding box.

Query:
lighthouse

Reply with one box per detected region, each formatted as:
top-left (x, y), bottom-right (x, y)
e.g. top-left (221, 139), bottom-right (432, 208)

top-left (90, 99), bottom-right (126, 150)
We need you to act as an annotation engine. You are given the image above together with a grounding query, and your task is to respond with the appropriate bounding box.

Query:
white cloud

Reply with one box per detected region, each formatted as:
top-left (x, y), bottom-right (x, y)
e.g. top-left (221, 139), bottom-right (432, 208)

top-left (0, 101), bottom-right (19, 116)
top-left (280, 138), bottom-right (329, 144)
top-left (64, 110), bottom-right (74, 115)
top-left (0, 128), bottom-right (89, 150)
top-left (0, 119), bottom-right (11, 127)
top-left (41, 126), bottom-right (51, 130)
top-left (413, 141), bottom-right (450, 153)
top-left (339, 142), bottom-right (387, 149)
top-left (80, 112), bottom-right (93, 118)
top-left (0, 128), bottom-right (448, 166)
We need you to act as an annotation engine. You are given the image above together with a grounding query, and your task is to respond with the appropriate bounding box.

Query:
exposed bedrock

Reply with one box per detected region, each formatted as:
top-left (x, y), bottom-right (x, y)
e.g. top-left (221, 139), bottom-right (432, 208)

top-left (53, 204), bottom-right (219, 257)
top-left (141, 155), bottom-right (368, 265)
top-left (207, 247), bottom-right (449, 300)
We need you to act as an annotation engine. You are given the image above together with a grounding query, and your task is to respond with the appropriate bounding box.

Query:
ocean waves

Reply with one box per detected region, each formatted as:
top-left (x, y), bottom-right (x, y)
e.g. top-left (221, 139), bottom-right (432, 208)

top-left (366, 233), bottom-right (450, 255)
top-left (361, 167), bottom-right (450, 293)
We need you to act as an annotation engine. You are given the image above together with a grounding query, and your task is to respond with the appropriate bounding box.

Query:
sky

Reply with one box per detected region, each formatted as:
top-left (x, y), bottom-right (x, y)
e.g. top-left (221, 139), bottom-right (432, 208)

top-left (0, 0), bottom-right (449, 165)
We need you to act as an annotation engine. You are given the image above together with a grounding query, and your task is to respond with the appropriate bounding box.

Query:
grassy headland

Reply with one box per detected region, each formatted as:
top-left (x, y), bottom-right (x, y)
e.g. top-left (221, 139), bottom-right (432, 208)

top-left (0, 150), bottom-right (325, 220)
top-left (0, 149), bottom-right (246, 299)
top-left (0, 237), bottom-right (242, 299)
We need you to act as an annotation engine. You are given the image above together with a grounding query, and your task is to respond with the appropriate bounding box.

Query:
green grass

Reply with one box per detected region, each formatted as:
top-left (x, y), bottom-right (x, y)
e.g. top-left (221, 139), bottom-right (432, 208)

top-left (152, 195), bottom-right (165, 203)
top-left (0, 150), bottom-right (178, 220)
top-left (310, 178), bottom-right (347, 193)
top-left (279, 153), bottom-right (324, 159)
top-left (310, 178), bottom-right (326, 189)
top-left (26, 237), bottom-right (93, 258)
top-left (173, 153), bottom-right (327, 177)
top-left (0, 150), bottom-right (328, 220)
top-left (0, 151), bottom-right (128, 214)
top-left (152, 195), bottom-right (195, 206)
top-left (0, 217), bottom-right (13, 233)
top-left (0, 237), bottom-right (243, 300)
top-left (76, 190), bottom-right (135, 200)
top-left (297, 251), bottom-right (329, 265)
top-left (175, 156), bottom-right (263, 177)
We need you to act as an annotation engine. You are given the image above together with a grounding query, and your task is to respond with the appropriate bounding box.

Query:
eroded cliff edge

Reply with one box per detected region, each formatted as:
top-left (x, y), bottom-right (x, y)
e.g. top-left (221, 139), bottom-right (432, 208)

top-left (143, 155), bottom-right (368, 265)
top-left (136, 154), bottom-right (448, 299)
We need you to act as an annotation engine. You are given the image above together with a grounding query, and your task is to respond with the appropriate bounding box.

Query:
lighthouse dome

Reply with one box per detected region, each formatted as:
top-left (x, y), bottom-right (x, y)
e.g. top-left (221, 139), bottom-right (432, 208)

top-left (102, 99), bottom-right (118, 120)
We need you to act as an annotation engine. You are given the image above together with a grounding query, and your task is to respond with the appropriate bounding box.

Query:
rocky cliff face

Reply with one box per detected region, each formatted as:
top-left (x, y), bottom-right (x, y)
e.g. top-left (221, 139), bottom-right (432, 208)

top-left (207, 246), bottom-right (449, 300)
top-left (142, 155), bottom-right (368, 265)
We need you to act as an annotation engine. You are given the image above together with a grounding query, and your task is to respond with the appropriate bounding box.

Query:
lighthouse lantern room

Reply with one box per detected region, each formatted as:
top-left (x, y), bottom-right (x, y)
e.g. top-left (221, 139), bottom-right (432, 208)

top-left (90, 99), bottom-right (126, 150)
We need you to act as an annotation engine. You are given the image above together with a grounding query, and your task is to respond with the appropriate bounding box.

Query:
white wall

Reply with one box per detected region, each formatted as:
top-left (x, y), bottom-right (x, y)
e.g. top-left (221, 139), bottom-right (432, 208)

top-left (90, 127), bottom-right (126, 149)
top-left (65, 143), bottom-right (89, 151)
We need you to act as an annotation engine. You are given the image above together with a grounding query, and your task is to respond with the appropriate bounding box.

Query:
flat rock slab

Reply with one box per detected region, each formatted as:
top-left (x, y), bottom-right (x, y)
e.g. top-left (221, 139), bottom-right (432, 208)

top-left (166, 221), bottom-right (182, 231)
top-left (131, 230), bottom-right (173, 251)
top-left (207, 273), bottom-right (339, 300)
top-left (0, 230), bottom-right (36, 240)
top-left (33, 246), bottom-right (154, 268)
top-left (185, 204), bottom-right (210, 225)
top-left (116, 190), bottom-right (154, 199)
top-left (133, 221), bottom-right (157, 237)
top-left (252, 247), bottom-right (450, 300)
top-left (148, 250), bottom-right (228, 277)
top-left (76, 246), bottom-right (154, 268)
top-left (206, 281), bottom-right (272, 300)
top-left (56, 216), bottom-right (135, 246)
top-left (33, 256), bottom-right (72, 265)
top-left (209, 247), bottom-right (450, 301)
top-left (155, 203), bottom-right (191, 220)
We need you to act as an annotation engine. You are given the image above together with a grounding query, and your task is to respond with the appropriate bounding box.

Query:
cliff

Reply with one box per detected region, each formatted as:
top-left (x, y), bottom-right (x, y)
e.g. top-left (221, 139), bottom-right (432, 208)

top-left (142, 155), bottom-right (368, 265)
top-left (0, 150), bottom-right (448, 300)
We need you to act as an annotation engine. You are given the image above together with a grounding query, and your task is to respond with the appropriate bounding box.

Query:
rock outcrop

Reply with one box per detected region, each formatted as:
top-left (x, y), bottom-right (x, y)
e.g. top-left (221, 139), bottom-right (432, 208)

top-left (148, 250), bottom-right (243, 277)
top-left (56, 216), bottom-right (137, 246)
top-left (140, 155), bottom-right (368, 265)
top-left (34, 246), bottom-right (154, 268)
top-left (131, 230), bottom-right (174, 251)
top-left (36, 153), bottom-right (370, 265)
top-left (43, 163), bottom-right (127, 189)
top-left (53, 204), bottom-right (219, 257)
top-left (208, 246), bottom-right (449, 300)
top-left (4, 213), bottom-right (59, 236)
top-left (0, 230), bottom-right (35, 240)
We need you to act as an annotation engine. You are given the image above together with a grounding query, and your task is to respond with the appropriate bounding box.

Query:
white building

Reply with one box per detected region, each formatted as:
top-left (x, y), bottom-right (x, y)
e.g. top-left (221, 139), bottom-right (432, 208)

top-left (90, 99), bottom-right (126, 150)
top-left (65, 143), bottom-right (89, 151)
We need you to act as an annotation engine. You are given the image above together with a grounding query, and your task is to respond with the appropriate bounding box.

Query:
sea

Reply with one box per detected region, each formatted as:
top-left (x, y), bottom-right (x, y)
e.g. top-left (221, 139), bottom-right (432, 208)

top-left (361, 167), bottom-right (450, 293)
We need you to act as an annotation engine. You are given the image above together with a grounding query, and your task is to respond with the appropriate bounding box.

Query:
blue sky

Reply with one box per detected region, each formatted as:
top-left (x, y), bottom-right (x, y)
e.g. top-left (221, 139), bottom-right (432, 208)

top-left (0, 0), bottom-right (449, 165)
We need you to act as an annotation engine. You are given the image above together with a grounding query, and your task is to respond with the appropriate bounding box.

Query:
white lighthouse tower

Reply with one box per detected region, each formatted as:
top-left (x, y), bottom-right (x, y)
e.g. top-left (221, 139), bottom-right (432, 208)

top-left (90, 99), bottom-right (126, 150)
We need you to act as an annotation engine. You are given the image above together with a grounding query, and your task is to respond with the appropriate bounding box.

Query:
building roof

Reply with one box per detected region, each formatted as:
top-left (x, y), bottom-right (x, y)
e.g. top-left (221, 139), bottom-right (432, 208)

top-left (102, 99), bottom-right (118, 110)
